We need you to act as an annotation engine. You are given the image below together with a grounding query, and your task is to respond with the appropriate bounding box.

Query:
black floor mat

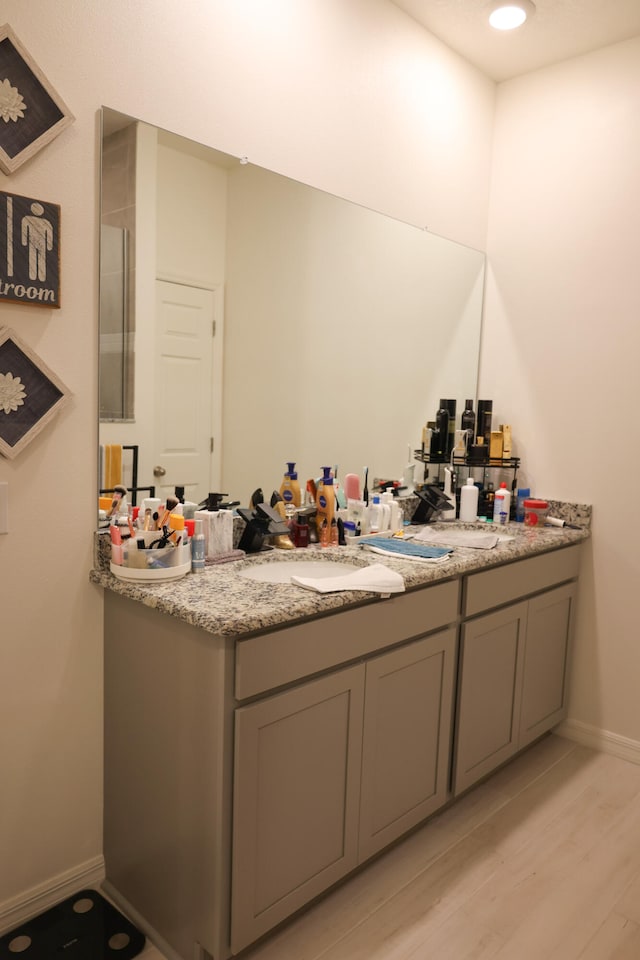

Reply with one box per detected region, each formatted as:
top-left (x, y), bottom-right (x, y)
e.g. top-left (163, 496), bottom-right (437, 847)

top-left (0, 888), bottom-right (146, 959)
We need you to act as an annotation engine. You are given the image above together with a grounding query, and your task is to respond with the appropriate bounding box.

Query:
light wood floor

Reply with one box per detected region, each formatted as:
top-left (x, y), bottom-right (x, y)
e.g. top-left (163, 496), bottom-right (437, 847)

top-left (140, 734), bottom-right (640, 960)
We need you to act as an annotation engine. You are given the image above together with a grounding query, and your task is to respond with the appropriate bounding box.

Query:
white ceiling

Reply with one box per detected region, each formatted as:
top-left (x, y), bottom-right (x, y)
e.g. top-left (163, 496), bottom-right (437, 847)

top-left (389, 0), bottom-right (640, 81)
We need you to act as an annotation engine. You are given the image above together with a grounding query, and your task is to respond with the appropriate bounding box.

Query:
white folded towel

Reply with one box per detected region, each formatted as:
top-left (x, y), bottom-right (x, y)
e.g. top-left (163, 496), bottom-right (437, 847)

top-left (414, 529), bottom-right (500, 550)
top-left (291, 562), bottom-right (405, 595)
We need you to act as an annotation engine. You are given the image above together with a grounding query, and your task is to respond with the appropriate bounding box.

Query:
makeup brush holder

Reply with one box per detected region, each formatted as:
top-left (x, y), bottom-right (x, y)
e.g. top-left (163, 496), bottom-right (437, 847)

top-left (110, 536), bottom-right (191, 582)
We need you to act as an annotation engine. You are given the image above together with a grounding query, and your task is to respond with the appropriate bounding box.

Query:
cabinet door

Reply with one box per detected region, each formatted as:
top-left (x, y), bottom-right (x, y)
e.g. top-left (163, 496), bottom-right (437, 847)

top-left (358, 628), bottom-right (456, 861)
top-left (231, 665), bottom-right (365, 954)
top-left (453, 602), bottom-right (528, 796)
top-left (519, 582), bottom-right (576, 749)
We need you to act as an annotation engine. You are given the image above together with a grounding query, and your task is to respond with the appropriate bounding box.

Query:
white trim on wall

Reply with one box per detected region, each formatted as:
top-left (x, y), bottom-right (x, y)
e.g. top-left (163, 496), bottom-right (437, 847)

top-left (0, 856), bottom-right (105, 936)
top-left (557, 719), bottom-right (640, 767)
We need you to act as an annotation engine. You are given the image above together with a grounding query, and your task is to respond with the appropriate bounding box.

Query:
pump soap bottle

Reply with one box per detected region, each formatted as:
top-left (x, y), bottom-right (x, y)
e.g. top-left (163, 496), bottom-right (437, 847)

top-left (280, 462), bottom-right (301, 509)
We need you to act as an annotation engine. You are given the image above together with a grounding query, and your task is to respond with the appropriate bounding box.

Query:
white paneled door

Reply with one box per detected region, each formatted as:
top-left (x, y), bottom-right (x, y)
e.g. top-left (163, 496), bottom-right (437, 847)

top-left (153, 280), bottom-right (222, 504)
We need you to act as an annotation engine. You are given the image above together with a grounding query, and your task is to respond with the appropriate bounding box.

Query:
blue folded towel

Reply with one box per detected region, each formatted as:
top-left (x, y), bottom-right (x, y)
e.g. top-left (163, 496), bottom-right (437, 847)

top-left (358, 537), bottom-right (452, 561)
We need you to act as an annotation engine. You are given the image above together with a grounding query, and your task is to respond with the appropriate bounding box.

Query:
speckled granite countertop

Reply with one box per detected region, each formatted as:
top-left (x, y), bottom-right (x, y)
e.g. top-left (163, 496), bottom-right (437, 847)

top-left (90, 501), bottom-right (591, 640)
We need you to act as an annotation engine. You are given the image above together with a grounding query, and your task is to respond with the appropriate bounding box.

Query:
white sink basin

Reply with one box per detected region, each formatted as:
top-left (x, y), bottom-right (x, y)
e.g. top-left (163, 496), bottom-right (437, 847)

top-left (239, 559), bottom-right (363, 585)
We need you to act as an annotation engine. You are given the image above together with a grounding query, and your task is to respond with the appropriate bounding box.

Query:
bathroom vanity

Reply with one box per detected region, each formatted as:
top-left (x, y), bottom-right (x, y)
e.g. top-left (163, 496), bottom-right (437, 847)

top-left (92, 517), bottom-right (588, 960)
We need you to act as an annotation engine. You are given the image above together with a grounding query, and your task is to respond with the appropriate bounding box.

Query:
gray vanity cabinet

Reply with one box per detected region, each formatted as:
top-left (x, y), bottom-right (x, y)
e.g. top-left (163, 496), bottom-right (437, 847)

top-left (230, 621), bottom-right (457, 954)
top-left (358, 628), bottom-right (456, 861)
top-left (453, 546), bottom-right (580, 795)
top-left (231, 665), bottom-right (365, 953)
top-left (453, 602), bottom-right (528, 795)
top-left (518, 581), bottom-right (576, 748)
top-left (100, 538), bottom-right (583, 960)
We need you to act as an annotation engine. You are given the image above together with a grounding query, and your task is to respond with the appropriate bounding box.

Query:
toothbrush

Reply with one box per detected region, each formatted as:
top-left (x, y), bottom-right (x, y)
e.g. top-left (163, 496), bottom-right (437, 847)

top-left (363, 467), bottom-right (369, 506)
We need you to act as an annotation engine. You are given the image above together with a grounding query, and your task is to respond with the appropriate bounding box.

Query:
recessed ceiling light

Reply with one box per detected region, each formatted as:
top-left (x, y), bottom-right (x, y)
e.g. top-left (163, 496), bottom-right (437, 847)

top-left (488, 0), bottom-right (536, 31)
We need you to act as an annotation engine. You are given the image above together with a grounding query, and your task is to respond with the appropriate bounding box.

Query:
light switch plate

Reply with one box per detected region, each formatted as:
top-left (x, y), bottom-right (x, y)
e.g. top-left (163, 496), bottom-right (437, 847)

top-left (0, 482), bottom-right (8, 534)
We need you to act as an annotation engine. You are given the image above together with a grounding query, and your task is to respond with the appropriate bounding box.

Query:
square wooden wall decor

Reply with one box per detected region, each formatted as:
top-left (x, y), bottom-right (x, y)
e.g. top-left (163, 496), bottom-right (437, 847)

top-left (0, 326), bottom-right (71, 460)
top-left (0, 23), bottom-right (74, 175)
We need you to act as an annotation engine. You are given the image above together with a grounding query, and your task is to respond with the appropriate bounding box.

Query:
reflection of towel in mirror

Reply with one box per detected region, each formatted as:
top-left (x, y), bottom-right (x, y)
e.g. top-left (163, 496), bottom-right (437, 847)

top-left (291, 563), bottom-right (405, 595)
top-left (104, 444), bottom-right (122, 490)
top-left (196, 509), bottom-right (234, 557)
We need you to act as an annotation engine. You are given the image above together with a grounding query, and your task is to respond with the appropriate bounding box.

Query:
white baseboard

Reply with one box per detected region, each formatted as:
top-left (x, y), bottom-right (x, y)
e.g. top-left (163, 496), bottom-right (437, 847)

top-left (556, 718), bottom-right (640, 766)
top-left (0, 855), bottom-right (105, 936)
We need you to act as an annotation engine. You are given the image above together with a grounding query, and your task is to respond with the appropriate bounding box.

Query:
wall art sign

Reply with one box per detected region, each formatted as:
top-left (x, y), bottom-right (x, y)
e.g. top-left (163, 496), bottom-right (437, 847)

top-left (0, 326), bottom-right (70, 459)
top-left (0, 23), bottom-right (74, 174)
top-left (0, 190), bottom-right (60, 307)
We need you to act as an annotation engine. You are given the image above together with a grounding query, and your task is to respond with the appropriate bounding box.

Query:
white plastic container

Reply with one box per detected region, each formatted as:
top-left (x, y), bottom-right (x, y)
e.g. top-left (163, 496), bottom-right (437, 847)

top-left (459, 477), bottom-right (479, 522)
top-left (493, 482), bottom-right (511, 524)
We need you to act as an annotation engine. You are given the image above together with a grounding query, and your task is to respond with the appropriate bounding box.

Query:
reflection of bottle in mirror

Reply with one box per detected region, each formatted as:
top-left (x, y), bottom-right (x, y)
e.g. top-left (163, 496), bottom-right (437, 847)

top-left (429, 423), bottom-right (440, 460)
top-left (444, 400), bottom-right (457, 457)
top-left (403, 445), bottom-right (416, 493)
top-left (435, 401), bottom-right (449, 458)
top-left (483, 481), bottom-right (495, 520)
top-left (461, 400), bottom-right (476, 455)
top-left (477, 399), bottom-right (493, 447)
top-left (441, 467), bottom-right (457, 521)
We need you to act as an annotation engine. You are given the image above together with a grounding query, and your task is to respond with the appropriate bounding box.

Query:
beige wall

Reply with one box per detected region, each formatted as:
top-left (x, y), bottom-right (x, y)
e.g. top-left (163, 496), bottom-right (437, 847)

top-left (0, 0), bottom-right (495, 918)
top-left (482, 36), bottom-right (640, 745)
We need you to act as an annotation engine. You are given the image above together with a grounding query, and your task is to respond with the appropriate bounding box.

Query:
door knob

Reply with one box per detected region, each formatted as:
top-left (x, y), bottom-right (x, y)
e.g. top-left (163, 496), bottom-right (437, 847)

top-left (153, 465), bottom-right (167, 477)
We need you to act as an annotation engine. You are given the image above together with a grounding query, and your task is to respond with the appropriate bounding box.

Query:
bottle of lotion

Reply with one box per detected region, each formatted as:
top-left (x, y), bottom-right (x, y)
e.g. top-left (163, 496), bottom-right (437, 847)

top-left (280, 462), bottom-right (301, 505)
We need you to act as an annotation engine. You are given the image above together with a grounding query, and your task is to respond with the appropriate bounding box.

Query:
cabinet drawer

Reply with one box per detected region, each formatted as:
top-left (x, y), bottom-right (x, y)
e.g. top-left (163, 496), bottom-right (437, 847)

top-left (235, 579), bottom-right (459, 700)
top-left (463, 545), bottom-right (581, 618)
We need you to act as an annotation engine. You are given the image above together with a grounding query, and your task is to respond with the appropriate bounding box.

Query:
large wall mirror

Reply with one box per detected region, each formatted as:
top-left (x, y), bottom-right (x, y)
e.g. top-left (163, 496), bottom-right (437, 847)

top-left (99, 106), bottom-right (485, 508)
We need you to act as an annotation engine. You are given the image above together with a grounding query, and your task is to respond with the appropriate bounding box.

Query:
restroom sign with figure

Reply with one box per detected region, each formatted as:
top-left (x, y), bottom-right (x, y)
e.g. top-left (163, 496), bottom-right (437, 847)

top-left (0, 190), bottom-right (60, 308)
